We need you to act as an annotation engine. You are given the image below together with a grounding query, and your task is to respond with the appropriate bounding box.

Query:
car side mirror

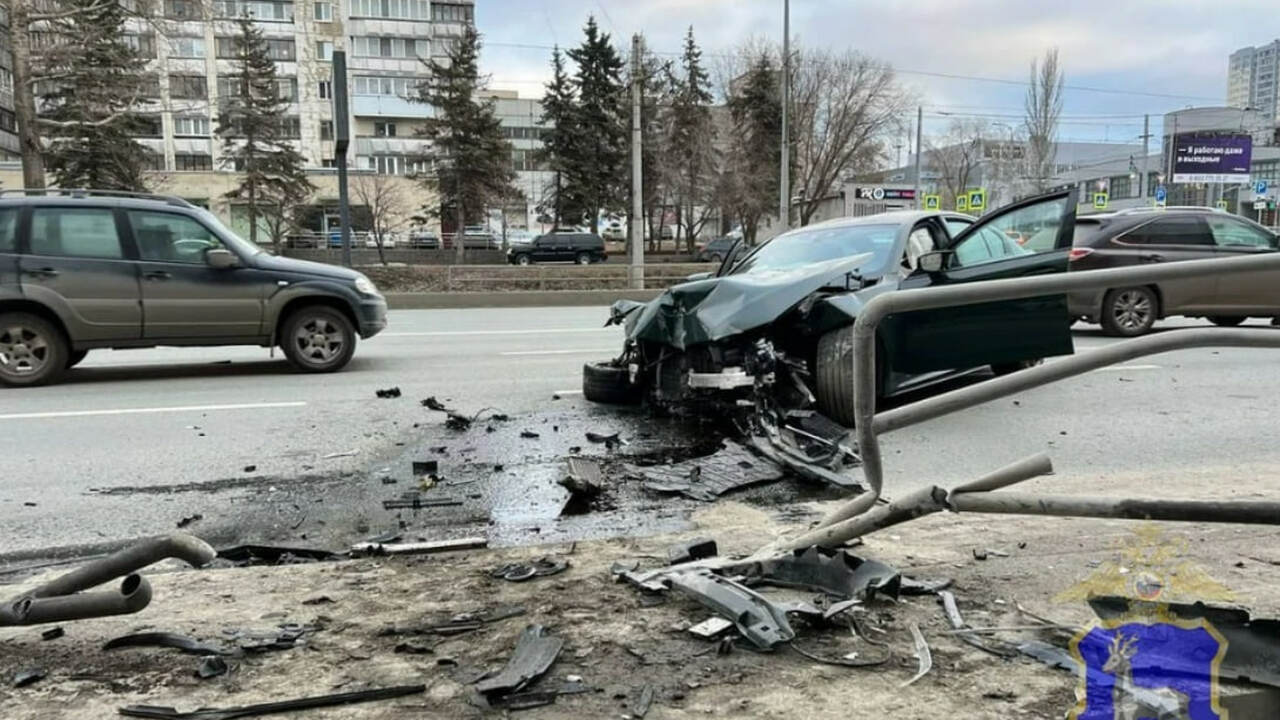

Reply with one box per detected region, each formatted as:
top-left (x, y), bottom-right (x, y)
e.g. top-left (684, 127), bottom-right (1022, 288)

top-left (206, 248), bottom-right (240, 269)
top-left (918, 251), bottom-right (947, 273)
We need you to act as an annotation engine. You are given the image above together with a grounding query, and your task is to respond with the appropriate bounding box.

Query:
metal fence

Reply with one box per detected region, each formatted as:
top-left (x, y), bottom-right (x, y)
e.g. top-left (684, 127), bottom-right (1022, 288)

top-left (434, 264), bottom-right (704, 292)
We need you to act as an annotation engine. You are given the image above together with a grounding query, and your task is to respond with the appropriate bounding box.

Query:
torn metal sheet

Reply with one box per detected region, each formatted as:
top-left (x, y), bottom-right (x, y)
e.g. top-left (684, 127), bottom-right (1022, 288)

top-left (634, 440), bottom-right (786, 501)
top-left (474, 625), bottom-right (564, 698)
top-left (668, 538), bottom-right (718, 566)
top-left (667, 569), bottom-right (795, 650)
top-left (719, 546), bottom-right (902, 601)
top-left (1089, 596), bottom-right (1280, 688)
top-left (688, 617), bottom-right (734, 639)
top-left (117, 684), bottom-right (425, 719)
top-left (103, 632), bottom-right (231, 656)
top-left (901, 622), bottom-right (932, 687)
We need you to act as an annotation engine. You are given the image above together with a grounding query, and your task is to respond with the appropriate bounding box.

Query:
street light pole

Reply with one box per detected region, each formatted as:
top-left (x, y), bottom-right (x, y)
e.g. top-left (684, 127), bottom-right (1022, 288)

top-left (778, 0), bottom-right (790, 232)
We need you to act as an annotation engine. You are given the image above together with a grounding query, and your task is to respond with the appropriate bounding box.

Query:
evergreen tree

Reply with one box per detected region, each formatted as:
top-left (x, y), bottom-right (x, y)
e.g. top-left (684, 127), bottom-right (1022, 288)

top-left (666, 27), bottom-right (716, 251)
top-left (39, 0), bottom-right (155, 191)
top-left (413, 25), bottom-right (517, 262)
top-left (216, 15), bottom-right (313, 248)
top-left (537, 47), bottom-right (585, 226)
top-left (565, 16), bottom-right (627, 233)
top-left (725, 52), bottom-right (782, 245)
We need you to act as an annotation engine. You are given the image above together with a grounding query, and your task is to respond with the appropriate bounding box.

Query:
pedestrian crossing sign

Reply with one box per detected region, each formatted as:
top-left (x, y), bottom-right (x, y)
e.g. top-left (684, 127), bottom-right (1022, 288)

top-left (1093, 192), bottom-right (1109, 210)
top-left (924, 195), bottom-right (941, 211)
top-left (955, 195), bottom-right (968, 211)
top-left (968, 189), bottom-right (986, 212)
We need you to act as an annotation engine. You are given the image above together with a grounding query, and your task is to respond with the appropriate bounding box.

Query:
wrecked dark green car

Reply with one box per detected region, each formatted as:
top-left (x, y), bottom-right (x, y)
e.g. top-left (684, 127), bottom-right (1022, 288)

top-left (583, 192), bottom-right (1077, 435)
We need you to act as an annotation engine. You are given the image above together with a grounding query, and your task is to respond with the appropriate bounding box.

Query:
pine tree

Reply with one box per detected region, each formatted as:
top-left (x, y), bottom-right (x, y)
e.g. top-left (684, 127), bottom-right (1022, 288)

top-left (39, 0), bottom-right (155, 191)
top-left (565, 16), bottom-right (627, 233)
top-left (666, 27), bottom-right (716, 251)
top-left (725, 52), bottom-right (782, 245)
top-left (216, 16), bottom-right (313, 248)
top-left (537, 47), bottom-right (585, 226)
top-left (413, 25), bottom-right (517, 262)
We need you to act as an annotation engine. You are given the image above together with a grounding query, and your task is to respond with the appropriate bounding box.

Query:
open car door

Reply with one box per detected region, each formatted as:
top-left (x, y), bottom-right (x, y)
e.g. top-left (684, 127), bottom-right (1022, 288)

top-left (884, 191), bottom-right (1076, 374)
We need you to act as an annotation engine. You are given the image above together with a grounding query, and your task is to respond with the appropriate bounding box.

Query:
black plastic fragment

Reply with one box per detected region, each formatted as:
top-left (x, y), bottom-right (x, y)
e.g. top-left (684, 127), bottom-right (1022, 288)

top-left (117, 684), bottom-right (426, 719)
top-left (668, 538), bottom-right (718, 565)
top-left (474, 625), bottom-right (563, 697)
top-left (13, 667), bottom-right (45, 688)
top-left (195, 656), bottom-right (229, 679)
top-left (375, 387), bottom-right (402, 399)
top-left (104, 632), bottom-right (231, 656)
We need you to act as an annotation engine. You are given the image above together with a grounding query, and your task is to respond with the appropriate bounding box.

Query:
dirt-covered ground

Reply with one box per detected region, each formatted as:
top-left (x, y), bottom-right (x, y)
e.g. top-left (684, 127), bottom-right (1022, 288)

top-left (5, 460), bottom-right (1280, 720)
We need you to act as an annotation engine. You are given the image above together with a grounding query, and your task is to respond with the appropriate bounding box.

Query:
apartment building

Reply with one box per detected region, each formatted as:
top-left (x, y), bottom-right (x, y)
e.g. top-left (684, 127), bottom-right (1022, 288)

top-left (1228, 40), bottom-right (1280, 123)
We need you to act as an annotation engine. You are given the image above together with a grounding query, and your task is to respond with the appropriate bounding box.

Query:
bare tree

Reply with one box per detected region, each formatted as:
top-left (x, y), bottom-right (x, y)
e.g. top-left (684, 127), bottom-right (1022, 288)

top-left (1024, 48), bottom-right (1064, 193)
top-left (926, 118), bottom-right (988, 209)
top-left (790, 49), bottom-right (909, 226)
top-left (352, 174), bottom-right (409, 265)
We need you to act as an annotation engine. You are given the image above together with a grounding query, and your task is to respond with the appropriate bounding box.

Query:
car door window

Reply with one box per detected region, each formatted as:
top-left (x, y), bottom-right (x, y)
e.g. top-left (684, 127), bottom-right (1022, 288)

top-left (1207, 217), bottom-right (1277, 248)
top-left (30, 207), bottom-right (124, 259)
top-left (0, 209), bottom-right (16, 252)
top-left (949, 197), bottom-right (1067, 269)
top-left (944, 218), bottom-right (973, 239)
top-left (1121, 216), bottom-right (1212, 246)
top-left (128, 211), bottom-right (226, 263)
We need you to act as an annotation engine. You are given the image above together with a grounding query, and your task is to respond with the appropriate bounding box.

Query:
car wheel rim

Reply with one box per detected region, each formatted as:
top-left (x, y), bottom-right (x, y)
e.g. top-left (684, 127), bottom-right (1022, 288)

top-left (1113, 291), bottom-right (1152, 330)
top-left (294, 317), bottom-right (344, 364)
top-left (0, 324), bottom-right (49, 377)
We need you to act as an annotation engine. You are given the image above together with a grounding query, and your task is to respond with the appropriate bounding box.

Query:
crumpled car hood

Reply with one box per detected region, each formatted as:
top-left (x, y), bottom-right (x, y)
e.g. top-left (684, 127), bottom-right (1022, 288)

top-left (614, 253), bottom-right (876, 350)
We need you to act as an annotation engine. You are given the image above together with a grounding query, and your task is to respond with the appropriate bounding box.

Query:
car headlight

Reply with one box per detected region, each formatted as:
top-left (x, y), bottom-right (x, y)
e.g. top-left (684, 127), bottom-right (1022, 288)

top-left (354, 275), bottom-right (380, 296)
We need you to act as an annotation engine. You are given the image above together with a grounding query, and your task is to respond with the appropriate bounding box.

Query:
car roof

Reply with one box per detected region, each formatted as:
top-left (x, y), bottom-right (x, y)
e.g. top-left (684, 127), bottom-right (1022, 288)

top-left (0, 189), bottom-right (200, 212)
top-left (786, 210), bottom-right (975, 234)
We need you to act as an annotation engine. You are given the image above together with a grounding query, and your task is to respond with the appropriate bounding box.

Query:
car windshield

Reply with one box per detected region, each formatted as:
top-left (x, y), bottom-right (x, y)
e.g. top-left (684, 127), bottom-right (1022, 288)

top-left (729, 223), bottom-right (899, 276)
top-left (196, 208), bottom-right (263, 256)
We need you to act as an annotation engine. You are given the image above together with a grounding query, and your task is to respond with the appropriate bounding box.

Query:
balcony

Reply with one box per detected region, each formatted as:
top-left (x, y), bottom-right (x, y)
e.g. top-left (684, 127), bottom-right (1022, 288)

top-left (352, 94), bottom-right (434, 118)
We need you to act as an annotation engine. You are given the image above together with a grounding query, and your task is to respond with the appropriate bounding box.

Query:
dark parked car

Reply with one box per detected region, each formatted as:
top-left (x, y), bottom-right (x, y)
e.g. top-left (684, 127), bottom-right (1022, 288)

top-left (508, 230), bottom-right (607, 265)
top-left (0, 190), bottom-right (387, 387)
top-left (1065, 207), bottom-right (1280, 336)
top-left (583, 193), bottom-right (1077, 427)
top-left (697, 235), bottom-right (738, 263)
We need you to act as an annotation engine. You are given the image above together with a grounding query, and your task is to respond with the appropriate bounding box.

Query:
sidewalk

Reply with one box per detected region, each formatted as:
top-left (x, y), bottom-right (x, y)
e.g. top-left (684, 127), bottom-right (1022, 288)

top-left (5, 467), bottom-right (1280, 719)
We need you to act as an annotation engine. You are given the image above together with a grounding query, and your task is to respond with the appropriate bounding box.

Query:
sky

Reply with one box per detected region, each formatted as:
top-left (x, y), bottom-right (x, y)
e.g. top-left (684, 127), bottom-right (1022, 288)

top-left (475, 0), bottom-right (1275, 150)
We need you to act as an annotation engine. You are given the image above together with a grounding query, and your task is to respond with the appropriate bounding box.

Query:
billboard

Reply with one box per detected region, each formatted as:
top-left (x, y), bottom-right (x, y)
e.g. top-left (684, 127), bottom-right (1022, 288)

top-left (1172, 133), bottom-right (1252, 183)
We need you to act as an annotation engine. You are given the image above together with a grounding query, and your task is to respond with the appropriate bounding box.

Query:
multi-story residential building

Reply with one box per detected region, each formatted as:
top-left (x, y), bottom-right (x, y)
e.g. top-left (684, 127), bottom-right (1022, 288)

top-left (1228, 40), bottom-right (1280, 123)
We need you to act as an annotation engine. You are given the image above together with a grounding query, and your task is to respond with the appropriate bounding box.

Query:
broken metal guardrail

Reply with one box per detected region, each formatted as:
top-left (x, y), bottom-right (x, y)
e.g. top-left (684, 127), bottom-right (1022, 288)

top-left (772, 250), bottom-right (1280, 552)
top-left (0, 533), bottom-right (216, 626)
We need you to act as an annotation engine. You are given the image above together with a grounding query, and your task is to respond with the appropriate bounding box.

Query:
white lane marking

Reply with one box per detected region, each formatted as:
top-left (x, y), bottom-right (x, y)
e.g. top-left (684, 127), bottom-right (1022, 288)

top-left (0, 401), bottom-right (307, 421)
top-left (384, 328), bottom-right (615, 337)
top-left (1092, 364), bottom-right (1162, 372)
top-left (553, 390), bottom-right (584, 396)
top-left (500, 348), bottom-right (616, 357)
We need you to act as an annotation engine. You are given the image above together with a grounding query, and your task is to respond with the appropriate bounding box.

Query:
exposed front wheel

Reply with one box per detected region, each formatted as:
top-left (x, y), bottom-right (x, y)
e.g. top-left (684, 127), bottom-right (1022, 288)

top-left (814, 325), bottom-right (883, 427)
top-left (1100, 287), bottom-right (1158, 337)
top-left (582, 361), bottom-right (641, 405)
top-left (281, 306), bottom-right (357, 373)
top-left (0, 313), bottom-right (68, 387)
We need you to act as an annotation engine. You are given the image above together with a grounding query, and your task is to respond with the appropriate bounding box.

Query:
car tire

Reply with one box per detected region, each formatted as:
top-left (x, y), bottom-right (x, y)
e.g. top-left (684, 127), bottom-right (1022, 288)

top-left (515, 254), bottom-right (532, 266)
top-left (1100, 287), bottom-right (1158, 337)
top-left (991, 358), bottom-right (1043, 376)
top-left (815, 325), bottom-right (883, 427)
top-left (576, 252), bottom-right (592, 265)
top-left (582, 361), bottom-right (640, 405)
top-left (1208, 316), bottom-right (1246, 327)
top-left (0, 312), bottom-right (68, 387)
top-left (66, 350), bottom-right (89, 369)
top-left (281, 306), bottom-right (357, 374)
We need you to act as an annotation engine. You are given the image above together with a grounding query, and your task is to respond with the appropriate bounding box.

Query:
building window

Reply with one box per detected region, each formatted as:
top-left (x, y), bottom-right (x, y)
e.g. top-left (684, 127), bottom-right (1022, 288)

top-left (212, 0), bottom-right (294, 21)
top-left (216, 75), bottom-right (296, 102)
top-left (352, 75), bottom-right (417, 97)
top-left (173, 115), bottom-right (211, 136)
top-left (322, 157), bottom-right (336, 168)
top-left (215, 37), bottom-right (236, 59)
top-left (350, 0), bottom-right (429, 20)
top-left (168, 36), bottom-right (206, 58)
top-left (169, 74), bottom-right (208, 99)
top-left (318, 80), bottom-right (332, 99)
top-left (351, 36), bottom-right (428, 59)
top-left (139, 74), bottom-right (162, 99)
top-left (124, 34), bottom-right (157, 59)
top-left (320, 120), bottom-right (334, 140)
top-left (313, 0), bottom-right (333, 19)
top-left (1109, 175), bottom-right (1132, 199)
top-left (431, 2), bottom-right (472, 22)
top-left (277, 77), bottom-right (298, 101)
top-left (433, 38), bottom-right (458, 56)
top-left (142, 152), bottom-right (166, 172)
top-left (175, 153), bottom-right (213, 171)
top-left (133, 115), bottom-right (163, 137)
top-left (511, 149), bottom-right (531, 171)
top-left (363, 154), bottom-right (425, 175)
top-left (164, 0), bottom-right (201, 19)
top-left (0, 109), bottom-right (18, 134)
top-left (502, 126), bottom-right (545, 140)
top-left (0, 68), bottom-right (12, 94)
top-left (316, 41), bottom-right (333, 61)
top-left (374, 121), bottom-right (396, 137)
top-left (266, 39), bottom-right (296, 61)
top-left (279, 116), bottom-right (301, 138)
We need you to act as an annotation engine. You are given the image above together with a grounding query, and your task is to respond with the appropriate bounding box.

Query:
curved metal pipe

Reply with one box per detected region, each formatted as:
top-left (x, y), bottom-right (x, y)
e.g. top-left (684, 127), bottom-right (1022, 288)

top-left (0, 575), bottom-right (152, 626)
top-left (32, 533), bottom-right (215, 599)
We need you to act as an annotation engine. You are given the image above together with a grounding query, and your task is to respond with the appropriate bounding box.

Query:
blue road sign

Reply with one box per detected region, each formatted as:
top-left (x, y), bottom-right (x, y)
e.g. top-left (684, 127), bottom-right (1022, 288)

top-left (1155, 185), bottom-right (1168, 204)
top-left (1257, 180), bottom-right (1269, 195)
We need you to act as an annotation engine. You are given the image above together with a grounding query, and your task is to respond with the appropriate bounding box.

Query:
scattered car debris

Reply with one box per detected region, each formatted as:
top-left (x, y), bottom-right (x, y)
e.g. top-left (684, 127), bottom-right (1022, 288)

top-left (488, 681), bottom-right (592, 711)
top-left (411, 460), bottom-right (439, 477)
top-left (719, 546), bottom-right (902, 601)
top-left (668, 538), bottom-right (718, 566)
top-left (521, 430), bottom-right (540, 439)
top-left (195, 656), bottom-right (229, 680)
top-left (242, 465), bottom-right (256, 473)
top-left (668, 569), bottom-right (796, 650)
top-left (635, 440), bottom-right (787, 501)
top-left (118, 684), bottom-right (426, 719)
top-left (901, 623), bottom-right (932, 687)
top-left (351, 537), bottom-right (487, 556)
top-left (446, 413), bottom-right (473, 431)
top-left (381, 492), bottom-right (462, 510)
top-left (559, 458), bottom-right (605, 515)
top-left (633, 684), bottom-right (654, 718)
top-left (301, 596), bottom-right (334, 606)
top-left (375, 387), bottom-right (402, 399)
top-left (688, 617), bottom-right (734, 640)
top-left (104, 632), bottom-right (231, 656)
top-left (175, 514), bottom-right (203, 529)
top-left (394, 641), bottom-right (433, 655)
top-left (421, 396), bottom-right (448, 410)
top-left (321, 449), bottom-right (359, 460)
top-left (216, 545), bottom-right (337, 567)
top-left (937, 591), bottom-right (1017, 658)
top-left (12, 667), bottom-right (45, 688)
top-left (40, 627), bottom-right (64, 641)
top-left (474, 625), bottom-right (564, 700)
top-left (585, 431), bottom-right (625, 449)
top-left (788, 640), bottom-right (889, 668)
top-left (489, 557), bottom-right (569, 583)
top-left (380, 605), bottom-right (525, 638)
top-left (227, 624), bottom-right (312, 654)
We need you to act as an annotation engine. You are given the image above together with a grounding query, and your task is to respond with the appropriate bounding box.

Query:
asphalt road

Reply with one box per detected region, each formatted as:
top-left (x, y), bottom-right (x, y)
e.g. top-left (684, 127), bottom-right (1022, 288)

top-left (2, 307), bottom-right (1279, 563)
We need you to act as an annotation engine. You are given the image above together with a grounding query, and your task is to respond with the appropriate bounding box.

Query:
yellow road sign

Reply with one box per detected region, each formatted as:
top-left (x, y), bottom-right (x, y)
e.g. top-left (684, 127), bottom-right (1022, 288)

top-left (923, 195), bottom-right (941, 211)
top-left (1093, 192), bottom-right (1109, 210)
top-left (968, 188), bottom-right (986, 212)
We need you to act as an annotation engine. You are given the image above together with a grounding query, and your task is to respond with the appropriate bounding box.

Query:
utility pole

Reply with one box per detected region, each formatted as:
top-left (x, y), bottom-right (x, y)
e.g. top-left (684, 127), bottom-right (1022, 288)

top-left (629, 34), bottom-right (644, 290)
top-left (333, 51), bottom-right (353, 268)
top-left (778, 0), bottom-right (790, 231)
top-left (913, 106), bottom-right (923, 209)
top-left (1139, 114), bottom-right (1150, 201)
